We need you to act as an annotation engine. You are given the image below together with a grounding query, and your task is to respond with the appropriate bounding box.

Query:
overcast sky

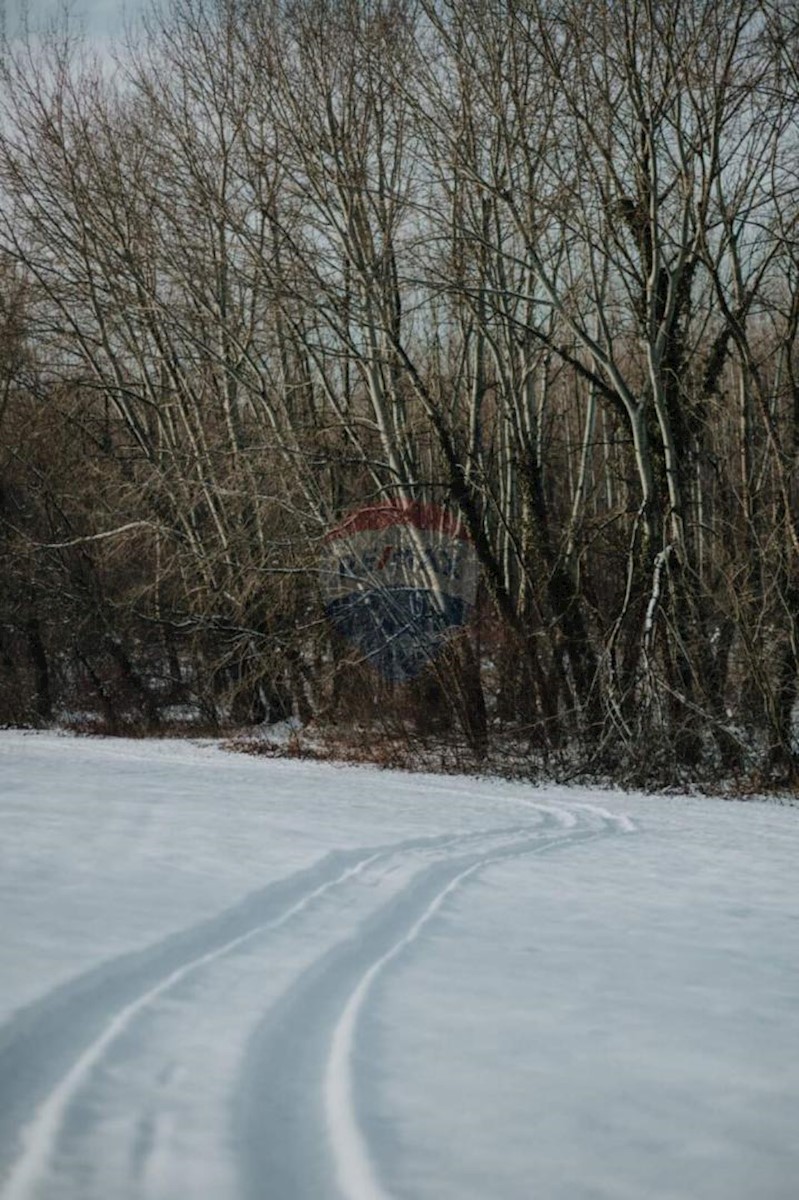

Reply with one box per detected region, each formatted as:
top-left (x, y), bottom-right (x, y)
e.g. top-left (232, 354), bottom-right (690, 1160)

top-left (7, 1), bottom-right (146, 40)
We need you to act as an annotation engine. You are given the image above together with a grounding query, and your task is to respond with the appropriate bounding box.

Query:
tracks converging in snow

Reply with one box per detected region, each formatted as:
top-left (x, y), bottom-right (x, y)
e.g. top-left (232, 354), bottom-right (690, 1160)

top-left (0, 798), bottom-right (632, 1200)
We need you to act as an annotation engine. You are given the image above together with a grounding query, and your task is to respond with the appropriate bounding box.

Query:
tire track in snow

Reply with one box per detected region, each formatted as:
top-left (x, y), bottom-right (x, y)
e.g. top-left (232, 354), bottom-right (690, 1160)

top-left (325, 810), bottom-right (627, 1200)
top-left (325, 856), bottom-right (489, 1200)
top-left (0, 816), bottom-right (558, 1200)
top-left (548, 801), bottom-right (635, 833)
top-left (0, 853), bottom-right (384, 1200)
top-left (237, 805), bottom-right (628, 1200)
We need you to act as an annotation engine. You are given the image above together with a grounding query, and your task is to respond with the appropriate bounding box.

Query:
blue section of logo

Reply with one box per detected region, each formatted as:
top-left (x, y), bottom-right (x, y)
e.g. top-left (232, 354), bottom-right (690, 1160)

top-left (325, 588), bottom-right (470, 682)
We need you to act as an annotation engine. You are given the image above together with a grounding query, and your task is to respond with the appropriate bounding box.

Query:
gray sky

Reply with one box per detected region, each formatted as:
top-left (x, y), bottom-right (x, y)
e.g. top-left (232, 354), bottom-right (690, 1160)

top-left (6, 1), bottom-right (146, 40)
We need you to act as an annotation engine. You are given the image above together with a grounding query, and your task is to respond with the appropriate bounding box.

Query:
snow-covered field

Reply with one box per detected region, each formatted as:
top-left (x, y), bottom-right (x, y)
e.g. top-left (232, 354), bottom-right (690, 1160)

top-left (0, 732), bottom-right (797, 1200)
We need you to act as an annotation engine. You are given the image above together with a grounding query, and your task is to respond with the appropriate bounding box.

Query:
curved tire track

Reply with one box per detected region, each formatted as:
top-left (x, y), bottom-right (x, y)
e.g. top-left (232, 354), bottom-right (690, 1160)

top-left (236, 808), bottom-right (628, 1200)
top-left (0, 816), bottom-right (561, 1200)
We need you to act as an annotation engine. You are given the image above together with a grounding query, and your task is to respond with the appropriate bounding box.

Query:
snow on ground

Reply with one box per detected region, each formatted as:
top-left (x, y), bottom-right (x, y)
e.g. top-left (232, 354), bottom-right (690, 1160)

top-left (0, 731), bottom-right (797, 1200)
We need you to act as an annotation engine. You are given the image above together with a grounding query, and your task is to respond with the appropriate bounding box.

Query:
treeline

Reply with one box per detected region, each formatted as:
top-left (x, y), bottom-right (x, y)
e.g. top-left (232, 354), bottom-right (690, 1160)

top-left (1, 0), bottom-right (798, 786)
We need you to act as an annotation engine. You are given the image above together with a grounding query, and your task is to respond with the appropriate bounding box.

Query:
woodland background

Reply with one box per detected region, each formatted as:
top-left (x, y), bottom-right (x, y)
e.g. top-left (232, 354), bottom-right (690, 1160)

top-left (1, 0), bottom-right (798, 787)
